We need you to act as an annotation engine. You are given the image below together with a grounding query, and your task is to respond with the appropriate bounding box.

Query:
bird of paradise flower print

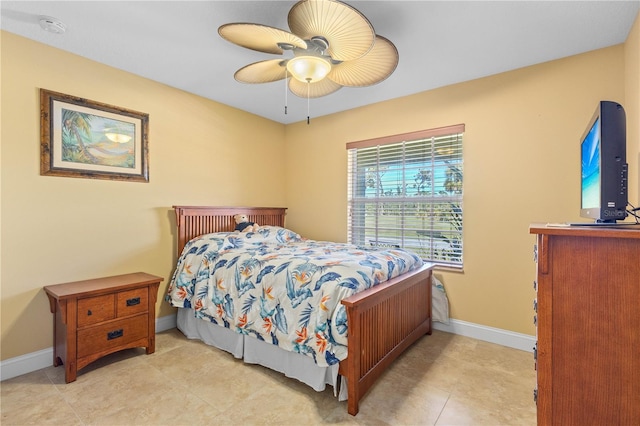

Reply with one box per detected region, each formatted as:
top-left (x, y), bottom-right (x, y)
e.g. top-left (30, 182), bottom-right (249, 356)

top-left (166, 226), bottom-right (423, 367)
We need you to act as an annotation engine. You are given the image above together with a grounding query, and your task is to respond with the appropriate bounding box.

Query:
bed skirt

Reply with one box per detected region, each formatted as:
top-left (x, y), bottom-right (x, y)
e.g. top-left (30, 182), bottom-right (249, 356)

top-left (176, 308), bottom-right (347, 400)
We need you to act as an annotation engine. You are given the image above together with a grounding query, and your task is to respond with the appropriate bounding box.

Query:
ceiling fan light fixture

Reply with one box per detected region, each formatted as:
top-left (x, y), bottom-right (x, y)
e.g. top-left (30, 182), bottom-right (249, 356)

top-left (286, 56), bottom-right (332, 83)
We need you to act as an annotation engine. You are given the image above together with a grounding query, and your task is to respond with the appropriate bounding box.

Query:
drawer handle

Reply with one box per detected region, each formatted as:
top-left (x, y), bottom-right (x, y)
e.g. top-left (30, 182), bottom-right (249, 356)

top-left (126, 297), bottom-right (141, 307)
top-left (87, 309), bottom-right (92, 316)
top-left (107, 329), bottom-right (124, 340)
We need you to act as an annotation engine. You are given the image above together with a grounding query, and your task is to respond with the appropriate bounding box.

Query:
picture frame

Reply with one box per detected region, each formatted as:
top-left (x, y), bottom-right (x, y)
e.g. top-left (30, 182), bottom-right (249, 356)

top-left (40, 89), bottom-right (149, 182)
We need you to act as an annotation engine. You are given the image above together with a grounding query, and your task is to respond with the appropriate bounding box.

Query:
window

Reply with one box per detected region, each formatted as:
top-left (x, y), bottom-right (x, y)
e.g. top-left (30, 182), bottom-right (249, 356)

top-left (346, 124), bottom-right (464, 268)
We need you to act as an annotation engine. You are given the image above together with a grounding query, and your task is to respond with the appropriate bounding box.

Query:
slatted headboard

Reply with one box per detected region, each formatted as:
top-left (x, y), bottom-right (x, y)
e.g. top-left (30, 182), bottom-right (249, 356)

top-left (173, 206), bottom-right (287, 254)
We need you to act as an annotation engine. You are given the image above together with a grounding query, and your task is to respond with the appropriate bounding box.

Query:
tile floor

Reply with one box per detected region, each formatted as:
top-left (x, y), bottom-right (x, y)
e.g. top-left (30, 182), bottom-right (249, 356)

top-left (1, 328), bottom-right (537, 425)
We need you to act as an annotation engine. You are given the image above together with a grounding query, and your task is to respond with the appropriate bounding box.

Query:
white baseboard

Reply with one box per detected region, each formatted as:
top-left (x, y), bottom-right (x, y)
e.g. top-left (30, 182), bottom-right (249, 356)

top-left (0, 314), bottom-right (178, 382)
top-left (0, 347), bottom-right (54, 382)
top-left (433, 319), bottom-right (535, 353)
top-left (1, 315), bottom-right (533, 381)
top-left (156, 312), bottom-right (177, 332)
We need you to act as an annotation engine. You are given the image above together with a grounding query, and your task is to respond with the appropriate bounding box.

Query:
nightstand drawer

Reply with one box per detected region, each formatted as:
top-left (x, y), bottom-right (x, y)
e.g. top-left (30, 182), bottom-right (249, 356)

top-left (117, 287), bottom-right (148, 317)
top-left (78, 294), bottom-right (115, 327)
top-left (77, 314), bottom-right (148, 358)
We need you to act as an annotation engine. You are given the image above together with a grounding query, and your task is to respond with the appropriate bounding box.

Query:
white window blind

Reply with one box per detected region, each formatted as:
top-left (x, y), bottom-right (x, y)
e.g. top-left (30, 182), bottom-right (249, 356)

top-left (347, 124), bottom-right (464, 268)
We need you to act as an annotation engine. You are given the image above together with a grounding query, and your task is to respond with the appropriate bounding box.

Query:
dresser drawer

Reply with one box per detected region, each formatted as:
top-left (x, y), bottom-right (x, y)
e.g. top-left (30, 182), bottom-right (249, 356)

top-left (77, 314), bottom-right (148, 359)
top-left (77, 294), bottom-right (115, 327)
top-left (117, 287), bottom-right (148, 317)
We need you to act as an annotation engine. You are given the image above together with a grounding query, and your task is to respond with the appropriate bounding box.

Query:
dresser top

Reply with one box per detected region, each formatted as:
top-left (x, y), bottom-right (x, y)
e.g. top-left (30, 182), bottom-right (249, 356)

top-left (530, 223), bottom-right (640, 239)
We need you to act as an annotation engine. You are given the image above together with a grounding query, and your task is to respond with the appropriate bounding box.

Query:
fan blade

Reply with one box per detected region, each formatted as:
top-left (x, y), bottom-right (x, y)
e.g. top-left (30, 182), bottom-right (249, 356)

top-left (288, 78), bottom-right (342, 98)
top-left (288, 0), bottom-right (375, 61)
top-left (219, 23), bottom-right (307, 55)
top-left (328, 36), bottom-right (398, 87)
top-left (235, 59), bottom-right (287, 84)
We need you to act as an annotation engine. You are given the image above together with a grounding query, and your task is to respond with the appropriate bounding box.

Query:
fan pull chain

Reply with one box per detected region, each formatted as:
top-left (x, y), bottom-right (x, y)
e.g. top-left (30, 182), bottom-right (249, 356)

top-left (306, 79), bottom-right (311, 125)
top-left (284, 72), bottom-right (288, 115)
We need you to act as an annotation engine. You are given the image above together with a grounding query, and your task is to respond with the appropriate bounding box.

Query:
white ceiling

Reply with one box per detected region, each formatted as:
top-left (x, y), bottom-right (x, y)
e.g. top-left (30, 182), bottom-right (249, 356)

top-left (2, 1), bottom-right (639, 124)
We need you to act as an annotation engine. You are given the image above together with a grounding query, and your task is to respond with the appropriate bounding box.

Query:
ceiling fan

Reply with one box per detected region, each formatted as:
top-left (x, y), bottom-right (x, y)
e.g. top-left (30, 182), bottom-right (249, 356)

top-left (218, 0), bottom-right (399, 119)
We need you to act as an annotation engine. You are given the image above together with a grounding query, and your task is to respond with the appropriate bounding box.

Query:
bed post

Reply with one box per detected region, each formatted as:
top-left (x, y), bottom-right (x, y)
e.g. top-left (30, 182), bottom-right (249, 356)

top-left (343, 302), bottom-right (363, 415)
top-left (174, 206), bottom-right (188, 255)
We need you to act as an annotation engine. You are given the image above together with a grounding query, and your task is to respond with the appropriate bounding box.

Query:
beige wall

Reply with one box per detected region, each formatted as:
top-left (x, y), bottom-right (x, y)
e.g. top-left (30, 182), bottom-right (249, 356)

top-left (2, 11), bottom-right (639, 361)
top-left (285, 45), bottom-right (634, 336)
top-left (0, 32), bottom-right (287, 360)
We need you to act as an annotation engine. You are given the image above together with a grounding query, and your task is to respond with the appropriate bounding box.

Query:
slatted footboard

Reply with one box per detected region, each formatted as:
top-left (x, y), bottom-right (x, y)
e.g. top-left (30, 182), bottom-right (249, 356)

top-left (339, 263), bottom-right (433, 415)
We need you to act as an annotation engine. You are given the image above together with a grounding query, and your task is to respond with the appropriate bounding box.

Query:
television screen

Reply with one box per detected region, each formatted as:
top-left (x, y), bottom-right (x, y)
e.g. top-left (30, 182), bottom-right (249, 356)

top-left (580, 117), bottom-right (600, 210)
top-left (577, 100), bottom-right (627, 224)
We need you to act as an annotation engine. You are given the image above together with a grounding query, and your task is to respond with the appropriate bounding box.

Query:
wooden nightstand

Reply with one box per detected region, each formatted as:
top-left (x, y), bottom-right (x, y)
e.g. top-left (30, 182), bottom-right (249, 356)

top-left (44, 272), bottom-right (163, 383)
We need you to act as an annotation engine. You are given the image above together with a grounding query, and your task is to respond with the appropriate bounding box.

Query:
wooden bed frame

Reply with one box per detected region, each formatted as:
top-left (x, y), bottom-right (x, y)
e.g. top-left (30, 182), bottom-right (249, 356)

top-left (173, 206), bottom-right (433, 415)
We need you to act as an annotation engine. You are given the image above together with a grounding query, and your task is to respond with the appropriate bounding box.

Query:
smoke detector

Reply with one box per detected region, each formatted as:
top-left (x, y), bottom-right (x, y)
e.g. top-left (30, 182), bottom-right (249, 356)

top-left (39, 16), bottom-right (66, 34)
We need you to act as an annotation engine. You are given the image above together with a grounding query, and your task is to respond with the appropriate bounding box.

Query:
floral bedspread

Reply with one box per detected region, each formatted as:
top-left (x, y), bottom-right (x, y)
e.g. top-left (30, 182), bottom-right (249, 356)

top-left (166, 226), bottom-right (423, 367)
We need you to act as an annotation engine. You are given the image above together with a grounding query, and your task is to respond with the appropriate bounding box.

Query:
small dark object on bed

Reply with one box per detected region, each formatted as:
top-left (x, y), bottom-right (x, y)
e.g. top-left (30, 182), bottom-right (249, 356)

top-left (233, 214), bottom-right (259, 232)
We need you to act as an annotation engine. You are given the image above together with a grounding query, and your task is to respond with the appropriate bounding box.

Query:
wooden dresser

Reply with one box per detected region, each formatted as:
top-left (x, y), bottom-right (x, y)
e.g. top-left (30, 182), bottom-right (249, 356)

top-left (44, 272), bottom-right (163, 383)
top-left (529, 224), bottom-right (640, 425)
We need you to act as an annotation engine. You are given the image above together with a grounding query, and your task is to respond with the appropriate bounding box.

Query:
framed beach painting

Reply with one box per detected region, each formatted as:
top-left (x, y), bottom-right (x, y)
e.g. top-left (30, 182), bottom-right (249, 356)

top-left (40, 89), bottom-right (149, 182)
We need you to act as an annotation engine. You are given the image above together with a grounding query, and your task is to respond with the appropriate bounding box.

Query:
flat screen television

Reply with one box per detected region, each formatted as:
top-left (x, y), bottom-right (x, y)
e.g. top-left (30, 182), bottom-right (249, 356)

top-left (579, 100), bottom-right (628, 223)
